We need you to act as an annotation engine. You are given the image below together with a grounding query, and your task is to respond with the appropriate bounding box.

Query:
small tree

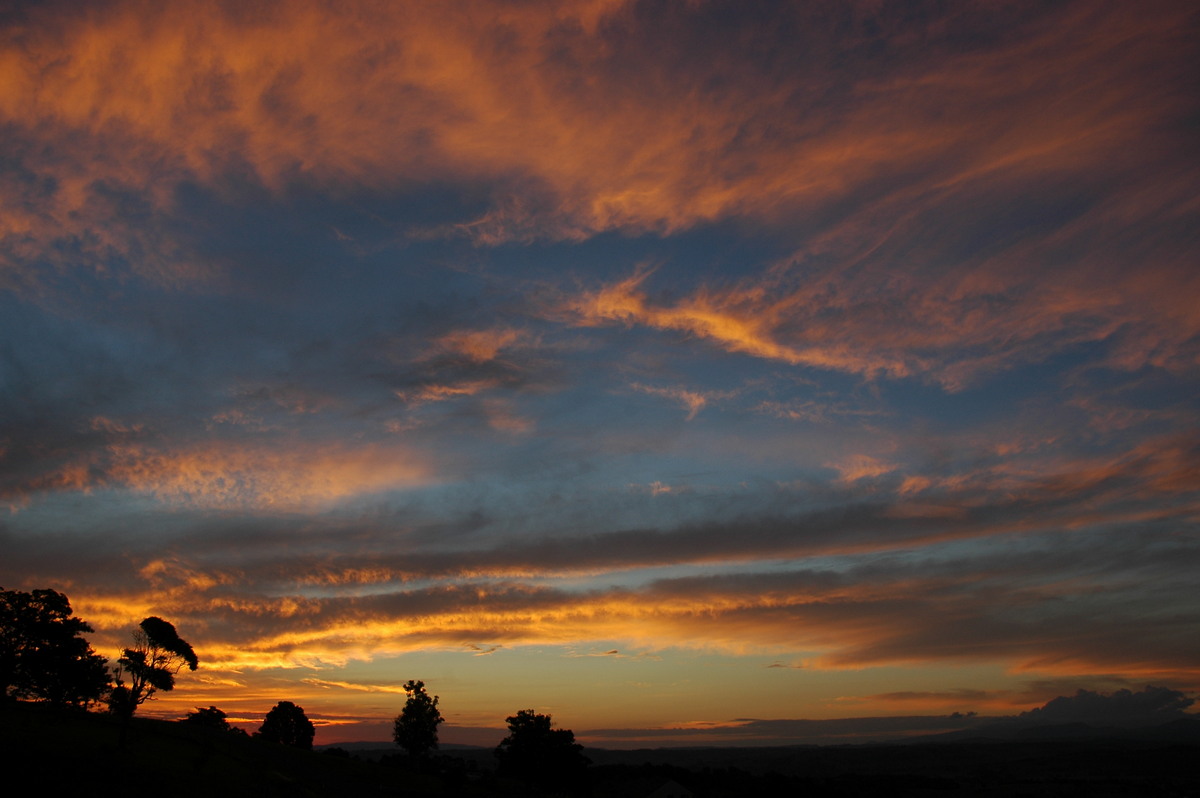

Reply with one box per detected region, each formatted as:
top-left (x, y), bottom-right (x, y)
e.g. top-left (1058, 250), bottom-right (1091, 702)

top-left (393, 679), bottom-right (444, 759)
top-left (495, 709), bottom-right (589, 789)
top-left (111, 616), bottom-right (198, 716)
top-left (258, 700), bottom-right (315, 750)
top-left (184, 705), bottom-right (231, 732)
top-left (0, 587), bottom-right (110, 707)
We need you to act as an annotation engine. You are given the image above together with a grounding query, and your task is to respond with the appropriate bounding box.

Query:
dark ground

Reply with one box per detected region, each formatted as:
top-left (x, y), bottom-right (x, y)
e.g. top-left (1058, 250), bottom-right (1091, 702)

top-left (3, 702), bottom-right (1199, 797)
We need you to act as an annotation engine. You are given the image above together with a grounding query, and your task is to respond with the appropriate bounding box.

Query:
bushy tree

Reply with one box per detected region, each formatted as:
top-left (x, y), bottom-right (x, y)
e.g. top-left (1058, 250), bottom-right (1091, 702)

top-left (184, 705), bottom-right (231, 732)
top-left (0, 587), bottom-right (110, 707)
top-left (495, 709), bottom-right (590, 788)
top-left (393, 679), bottom-right (444, 759)
top-left (111, 616), bottom-right (197, 716)
top-left (258, 700), bottom-right (315, 749)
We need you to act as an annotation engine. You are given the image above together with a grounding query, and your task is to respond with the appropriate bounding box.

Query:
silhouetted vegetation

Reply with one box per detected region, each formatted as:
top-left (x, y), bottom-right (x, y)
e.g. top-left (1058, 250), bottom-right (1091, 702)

top-left (110, 616), bottom-right (198, 717)
top-left (0, 586), bottom-right (109, 708)
top-left (495, 709), bottom-right (590, 792)
top-left (184, 705), bottom-right (232, 732)
top-left (4, 700), bottom-right (1200, 797)
top-left (4, 585), bottom-right (1199, 796)
top-left (394, 678), bottom-right (444, 761)
top-left (257, 699), bottom-right (315, 750)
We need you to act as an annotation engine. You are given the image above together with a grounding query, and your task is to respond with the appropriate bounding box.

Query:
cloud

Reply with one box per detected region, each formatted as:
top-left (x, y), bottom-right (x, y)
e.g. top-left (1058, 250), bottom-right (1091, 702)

top-left (828, 455), bottom-right (897, 484)
top-left (48, 499), bottom-right (1196, 678)
top-left (435, 328), bottom-right (529, 364)
top-left (565, 270), bottom-right (912, 377)
top-left (562, 218), bottom-right (1198, 384)
top-left (629, 382), bottom-right (736, 421)
top-left (756, 400), bottom-right (880, 425)
top-left (4, 1), bottom-right (1192, 262)
top-left (301, 678), bottom-right (413, 695)
top-left (1, 0), bottom-right (1197, 742)
top-left (482, 398), bottom-right (535, 434)
top-left (0, 436), bottom-right (434, 512)
top-left (584, 714), bottom-right (987, 746)
top-left (396, 380), bottom-right (500, 406)
top-left (110, 441), bottom-right (433, 510)
top-left (1013, 686), bottom-right (1194, 728)
top-left (581, 686), bottom-right (1197, 746)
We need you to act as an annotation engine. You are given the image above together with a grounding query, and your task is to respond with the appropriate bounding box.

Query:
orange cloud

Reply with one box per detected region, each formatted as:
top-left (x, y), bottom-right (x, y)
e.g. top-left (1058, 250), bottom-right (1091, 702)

top-left (396, 379), bottom-right (499, 405)
top-left (104, 440), bottom-right (432, 510)
top-left (568, 270), bottom-right (912, 376)
top-left (301, 678), bottom-right (412, 694)
top-left (630, 382), bottom-right (735, 421)
top-left (828, 455), bottom-right (897, 484)
top-left (436, 328), bottom-right (528, 363)
top-left (4, 2), bottom-right (1194, 392)
top-left (564, 222), bottom-right (1198, 383)
top-left (2, 0), bottom-right (1190, 271)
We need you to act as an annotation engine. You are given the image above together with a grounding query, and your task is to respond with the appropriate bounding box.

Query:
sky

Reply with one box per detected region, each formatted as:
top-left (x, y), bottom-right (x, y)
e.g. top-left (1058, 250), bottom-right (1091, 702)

top-left (1, 0), bottom-right (1198, 747)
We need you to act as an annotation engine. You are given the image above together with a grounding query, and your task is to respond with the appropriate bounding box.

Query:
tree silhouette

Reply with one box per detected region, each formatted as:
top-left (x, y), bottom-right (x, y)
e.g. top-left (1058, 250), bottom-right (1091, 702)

top-left (110, 616), bottom-right (197, 716)
top-left (393, 679), bottom-right (444, 759)
top-left (258, 700), bottom-right (315, 749)
top-left (0, 587), bottom-right (110, 707)
top-left (185, 705), bottom-right (231, 732)
top-left (495, 709), bottom-right (590, 789)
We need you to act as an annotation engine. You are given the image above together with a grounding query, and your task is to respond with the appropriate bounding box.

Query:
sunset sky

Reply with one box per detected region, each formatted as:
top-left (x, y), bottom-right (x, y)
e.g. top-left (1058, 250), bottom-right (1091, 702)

top-left (2, 0), bottom-right (1198, 747)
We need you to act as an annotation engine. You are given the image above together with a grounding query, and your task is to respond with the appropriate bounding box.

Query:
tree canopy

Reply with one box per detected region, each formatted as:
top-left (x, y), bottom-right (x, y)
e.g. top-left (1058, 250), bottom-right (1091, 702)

top-left (495, 709), bottom-right (590, 787)
top-left (184, 705), bottom-right (231, 732)
top-left (0, 587), bottom-right (109, 707)
top-left (258, 700), bottom-right (315, 750)
top-left (110, 615), bottom-right (197, 716)
top-left (393, 679), bottom-right (444, 759)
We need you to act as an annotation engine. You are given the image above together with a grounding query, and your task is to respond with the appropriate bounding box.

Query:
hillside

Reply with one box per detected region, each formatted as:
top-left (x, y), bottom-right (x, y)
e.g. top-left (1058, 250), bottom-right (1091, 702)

top-left (0, 702), bottom-right (479, 797)
top-left (4, 702), bottom-right (1199, 797)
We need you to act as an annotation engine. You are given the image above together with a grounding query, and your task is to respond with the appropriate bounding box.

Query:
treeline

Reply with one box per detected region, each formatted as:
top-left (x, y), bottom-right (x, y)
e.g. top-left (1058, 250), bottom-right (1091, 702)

top-left (177, 680), bottom-right (590, 788)
top-left (2, 586), bottom-right (590, 789)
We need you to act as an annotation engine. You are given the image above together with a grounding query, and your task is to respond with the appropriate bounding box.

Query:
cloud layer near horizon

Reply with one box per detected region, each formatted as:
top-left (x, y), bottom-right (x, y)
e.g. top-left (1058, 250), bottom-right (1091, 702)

top-left (2, 0), bottom-right (1197, 740)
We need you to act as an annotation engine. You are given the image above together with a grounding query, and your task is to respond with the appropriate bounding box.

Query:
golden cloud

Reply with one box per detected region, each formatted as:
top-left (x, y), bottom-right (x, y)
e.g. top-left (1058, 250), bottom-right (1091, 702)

top-left (2, 0), bottom-right (1189, 265)
top-left (105, 440), bottom-right (432, 510)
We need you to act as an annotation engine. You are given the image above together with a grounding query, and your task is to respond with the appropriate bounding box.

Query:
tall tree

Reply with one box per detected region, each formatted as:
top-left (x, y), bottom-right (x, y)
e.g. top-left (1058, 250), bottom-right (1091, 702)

top-left (393, 679), bottom-right (444, 759)
top-left (0, 587), bottom-right (110, 707)
top-left (110, 616), bottom-right (197, 716)
top-left (495, 709), bottom-right (590, 789)
top-left (258, 700), bottom-right (315, 749)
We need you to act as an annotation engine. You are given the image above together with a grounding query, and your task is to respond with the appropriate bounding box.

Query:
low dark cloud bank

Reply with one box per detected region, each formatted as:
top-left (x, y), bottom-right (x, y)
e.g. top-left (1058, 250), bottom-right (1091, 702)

top-left (585, 686), bottom-right (1197, 746)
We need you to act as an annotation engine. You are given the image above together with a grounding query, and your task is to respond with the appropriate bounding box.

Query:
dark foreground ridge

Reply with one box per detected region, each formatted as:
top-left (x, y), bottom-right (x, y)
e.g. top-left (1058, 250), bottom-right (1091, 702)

top-left (3, 702), bottom-right (1199, 797)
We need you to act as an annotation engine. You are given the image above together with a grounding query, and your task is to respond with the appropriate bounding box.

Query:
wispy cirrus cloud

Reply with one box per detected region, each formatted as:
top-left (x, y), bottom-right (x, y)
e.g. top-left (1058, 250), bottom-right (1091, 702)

top-left (629, 382), bottom-right (736, 421)
top-left (3, 2), bottom-right (1192, 266)
top-left (2, 0), bottom-right (1197, 745)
